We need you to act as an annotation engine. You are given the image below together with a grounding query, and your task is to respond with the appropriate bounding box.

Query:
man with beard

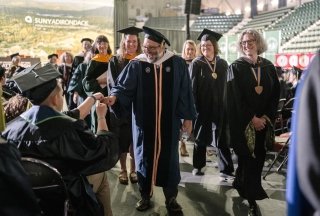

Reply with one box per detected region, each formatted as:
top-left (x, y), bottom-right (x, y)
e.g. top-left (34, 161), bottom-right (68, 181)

top-left (105, 26), bottom-right (196, 215)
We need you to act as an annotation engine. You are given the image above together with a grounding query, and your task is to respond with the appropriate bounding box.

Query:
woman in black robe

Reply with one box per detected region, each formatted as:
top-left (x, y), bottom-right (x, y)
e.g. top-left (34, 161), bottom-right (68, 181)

top-left (108, 27), bottom-right (143, 185)
top-left (227, 29), bottom-right (280, 216)
top-left (190, 29), bottom-right (234, 177)
top-left (179, 39), bottom-right (197, 157)
top-left (82, 35), bottom-right (112, 132)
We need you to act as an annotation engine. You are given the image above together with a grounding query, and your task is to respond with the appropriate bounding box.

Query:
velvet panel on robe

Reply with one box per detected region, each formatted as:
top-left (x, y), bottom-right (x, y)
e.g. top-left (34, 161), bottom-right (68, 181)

top-left (82, 60), bottom-right (109, 96)
top-left (110, 55), bottom-right (196, 187)
top-left (190, 56), bottom-right (228, 146)
top-left (68, 63), bottom-right (88, 99)
top-left (227, 57), bottom-right (280, 156)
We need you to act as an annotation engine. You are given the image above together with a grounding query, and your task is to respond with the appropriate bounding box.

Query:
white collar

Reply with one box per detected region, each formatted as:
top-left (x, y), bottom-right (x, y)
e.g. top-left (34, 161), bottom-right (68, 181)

top-left (134, 50), bottom-right (174, 66)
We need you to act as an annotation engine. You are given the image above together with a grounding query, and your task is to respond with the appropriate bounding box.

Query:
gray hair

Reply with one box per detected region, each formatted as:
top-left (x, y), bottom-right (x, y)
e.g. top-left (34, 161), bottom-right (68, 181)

top-left (237, 29), bottom-right (268, 55)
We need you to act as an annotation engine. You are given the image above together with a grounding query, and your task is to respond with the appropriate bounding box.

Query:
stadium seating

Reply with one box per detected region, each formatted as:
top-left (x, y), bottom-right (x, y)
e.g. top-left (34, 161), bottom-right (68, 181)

top-left (281, 20), bottom-right (320, 53)
top-left (236, 6), bottom-right (293, 33)
top-left (190, 14), bottom-right (243, 33)
top-left (269, 0), bottom-right (320, 45)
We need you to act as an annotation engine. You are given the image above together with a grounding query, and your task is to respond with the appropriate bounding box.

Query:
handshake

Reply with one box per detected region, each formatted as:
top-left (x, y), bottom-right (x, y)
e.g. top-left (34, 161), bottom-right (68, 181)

top-left (77, 93), bottom-right (118, 120)
top-left (90, 93), bottom-right (117, 106)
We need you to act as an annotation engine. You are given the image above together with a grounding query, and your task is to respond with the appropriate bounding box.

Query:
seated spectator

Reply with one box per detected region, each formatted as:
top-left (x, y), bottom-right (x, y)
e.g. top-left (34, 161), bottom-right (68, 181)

top-left (1, 63), bottom-right (119, 216)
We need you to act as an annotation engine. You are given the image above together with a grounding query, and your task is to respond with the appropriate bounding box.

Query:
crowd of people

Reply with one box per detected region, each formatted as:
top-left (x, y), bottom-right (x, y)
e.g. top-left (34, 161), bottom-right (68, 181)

top-left (0, 24), bottom-right (315, 216)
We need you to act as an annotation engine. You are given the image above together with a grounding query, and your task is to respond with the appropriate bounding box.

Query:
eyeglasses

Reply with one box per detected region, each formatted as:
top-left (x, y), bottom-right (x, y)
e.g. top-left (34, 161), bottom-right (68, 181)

top-left (143, 45), bottom-right (160, 51)
top-left (200, 44), bottom-right (213, 48)
top-left (240, 39), bottom-right (256, 46)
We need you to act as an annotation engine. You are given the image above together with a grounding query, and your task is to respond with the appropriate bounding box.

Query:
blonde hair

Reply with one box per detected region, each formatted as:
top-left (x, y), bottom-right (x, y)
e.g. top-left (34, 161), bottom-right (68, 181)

top-left (237, 29), bottom-right (268, 55)
top-left (181, 40), bottom-right (197, 59)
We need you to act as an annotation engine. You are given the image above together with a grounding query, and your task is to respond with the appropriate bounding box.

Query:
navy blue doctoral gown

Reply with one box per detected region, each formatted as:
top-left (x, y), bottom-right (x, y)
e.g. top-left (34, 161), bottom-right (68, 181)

top-left (110, 52), bottom-right (196, 187)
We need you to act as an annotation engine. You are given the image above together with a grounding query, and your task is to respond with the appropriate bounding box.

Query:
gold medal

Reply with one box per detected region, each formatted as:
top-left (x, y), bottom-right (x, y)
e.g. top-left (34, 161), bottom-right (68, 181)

top-left (212, 72), bottom-right (217, 79)
top-left (255, 86), bottom-right (263, 94)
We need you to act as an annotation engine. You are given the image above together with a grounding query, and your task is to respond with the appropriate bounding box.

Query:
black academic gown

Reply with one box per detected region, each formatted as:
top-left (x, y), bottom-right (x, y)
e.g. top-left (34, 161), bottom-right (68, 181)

top-left (190, 55), bottom-right (233, 173)
top-left (227, 57), bottom-right (280, 200)
top-left (190, 55), bottom-right (228, 145)
top-left (83, 59), bottom-right (110, 96)
top-left (68, 63), bottom-right (88, 103)
top-left (0, 141), bottom-right (41, 216)
top-left (110, 52), bottom-right (196, 188)
top-left (1, 105), bottom-right (119, 216)
top-left (108, 55), bottom-right (133, 153)
top-left (83, 59), bottom-right (111, 132)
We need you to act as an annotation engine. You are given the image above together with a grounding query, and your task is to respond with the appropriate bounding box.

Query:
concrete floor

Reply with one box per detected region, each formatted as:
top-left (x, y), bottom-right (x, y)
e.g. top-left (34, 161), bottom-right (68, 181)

top-left (108, 143), bottom-right (287, 216)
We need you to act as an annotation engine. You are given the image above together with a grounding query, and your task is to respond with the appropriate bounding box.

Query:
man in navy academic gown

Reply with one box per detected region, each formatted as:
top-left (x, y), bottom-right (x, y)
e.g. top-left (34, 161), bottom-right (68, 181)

top-left (105, 26), bottom-right (196, 214)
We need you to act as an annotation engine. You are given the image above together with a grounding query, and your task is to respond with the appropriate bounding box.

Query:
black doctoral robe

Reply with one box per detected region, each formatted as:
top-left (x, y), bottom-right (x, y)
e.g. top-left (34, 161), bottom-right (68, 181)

top-left (110, 52), bottom-right (196, 187)
top-left (83, 58), bottom-right (110, 96)
top-left (190, 55), bottom-right (228, 145)
top-left (227, 56), bottom-right (280, 200)
top-left (82, 55), bottom-right (112, 132)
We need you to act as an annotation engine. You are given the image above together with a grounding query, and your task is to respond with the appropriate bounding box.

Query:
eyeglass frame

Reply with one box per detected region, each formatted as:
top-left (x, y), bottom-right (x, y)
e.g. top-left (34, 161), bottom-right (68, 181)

top-left (200, 44), bottom-right (213, 48)
top-left (240, 39), bottom-right (256, 46)
top-left (143, 45), bottom-right (161, 51)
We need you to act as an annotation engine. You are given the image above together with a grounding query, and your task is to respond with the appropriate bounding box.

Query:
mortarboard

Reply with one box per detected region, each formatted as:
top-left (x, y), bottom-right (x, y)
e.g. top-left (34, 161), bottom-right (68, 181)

top-left (117, 26), bottom-right (143, 36)
top-left (142, 26), bottom-right (170, 46)
top-left (10, 53), bottom-right (20, 60)
top-left (13, 63), bottom-right (61, 104)
top-left (197, 28), bottom-right (222, 42)
top-left (48, 53), bottom-right (58, 59)
top-left (81, 38), bottom-right (93, 43)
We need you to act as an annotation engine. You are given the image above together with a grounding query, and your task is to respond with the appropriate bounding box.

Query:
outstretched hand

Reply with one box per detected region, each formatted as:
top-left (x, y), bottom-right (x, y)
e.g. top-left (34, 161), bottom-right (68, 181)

top-left (102, 96), bottom-right (117, 106)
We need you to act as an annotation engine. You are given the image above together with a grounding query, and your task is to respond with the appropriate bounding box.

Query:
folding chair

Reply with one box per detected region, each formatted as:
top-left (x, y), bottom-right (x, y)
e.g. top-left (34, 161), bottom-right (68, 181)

top-left (263, 136), bottom-right (290, 180)
top-left (274, 98), bottom-right (287, 135)
top-left (21, 157), bottom-right (72, 216)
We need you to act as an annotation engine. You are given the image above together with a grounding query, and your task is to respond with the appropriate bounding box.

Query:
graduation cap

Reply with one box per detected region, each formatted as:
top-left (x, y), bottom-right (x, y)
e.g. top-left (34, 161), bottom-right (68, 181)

top-left (142, 26), bottom-right (170, 46)
top-left (48, 53), bottom-right (58, 59)
top-left (117, 26), bottom-right (143, 36)
top-left (81, 38), bottom-right (93, 43)
top-left (13, 63), bottom-right (61, 104)
top-left (10, 52), bottom-right (20, 60)
top-left (197, 28), bottom-right (222, 42)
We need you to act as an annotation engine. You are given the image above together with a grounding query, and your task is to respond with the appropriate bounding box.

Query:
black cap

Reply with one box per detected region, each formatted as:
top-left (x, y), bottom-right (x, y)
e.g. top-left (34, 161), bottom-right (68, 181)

top-left (117, 26), bottom-right (143, 36)
top-left (81, 38), bottom-right (93, 43)
top-left (197, 28), bottom-right (222, 42)
top-left (142, 26), bottom-right (170, 46)
top-left (48, 53), bottom-right (58, 59)
top-left (13, 63), bottom-right (61, 104)
top-left (10, 53), bottom-right (20, 60)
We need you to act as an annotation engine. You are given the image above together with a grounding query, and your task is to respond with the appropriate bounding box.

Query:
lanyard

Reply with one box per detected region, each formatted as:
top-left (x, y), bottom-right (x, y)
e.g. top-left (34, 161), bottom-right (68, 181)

top-left (250, 66), bottom-right (261, 86)
top-left (204, 57), bottom-right (217, 79)
top-left (250, 66), bottom-right (263, 94)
